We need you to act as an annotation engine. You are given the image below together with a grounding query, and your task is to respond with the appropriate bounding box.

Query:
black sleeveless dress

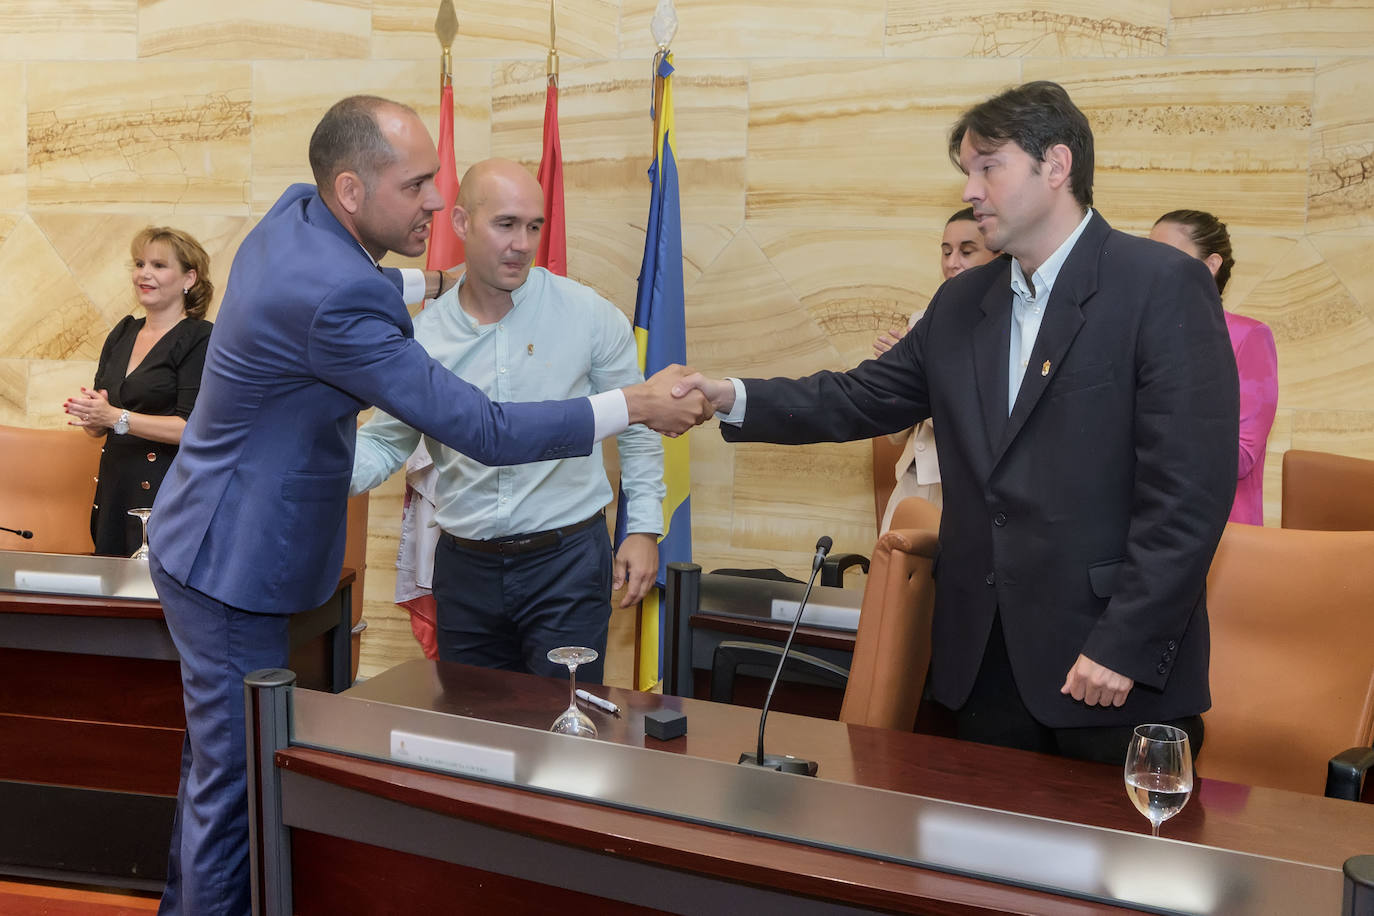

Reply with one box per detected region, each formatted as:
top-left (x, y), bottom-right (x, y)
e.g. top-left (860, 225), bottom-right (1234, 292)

top-left (90, 315), bottom-right (212, 556)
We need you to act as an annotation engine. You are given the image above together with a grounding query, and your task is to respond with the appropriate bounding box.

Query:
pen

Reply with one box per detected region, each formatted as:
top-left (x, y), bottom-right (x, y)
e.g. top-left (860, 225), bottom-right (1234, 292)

top-left (576, 688), bottom-right (621, 716)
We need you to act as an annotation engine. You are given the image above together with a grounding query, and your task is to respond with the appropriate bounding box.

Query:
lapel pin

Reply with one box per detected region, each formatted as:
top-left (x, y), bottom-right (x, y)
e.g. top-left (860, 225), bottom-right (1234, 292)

top-left (527, 343), bottom-right (534, 356)
top-left (1041, 360), bottom-right (1051, 377)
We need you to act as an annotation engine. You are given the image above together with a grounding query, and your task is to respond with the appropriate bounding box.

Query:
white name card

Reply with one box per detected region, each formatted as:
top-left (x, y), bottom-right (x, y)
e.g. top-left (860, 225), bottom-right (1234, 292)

top-left (770, 598), bottom-right (860, 631)
top-left (14, 570), bottom-right (104, 596)
top-left (390, 729), bottom-right (516, 782)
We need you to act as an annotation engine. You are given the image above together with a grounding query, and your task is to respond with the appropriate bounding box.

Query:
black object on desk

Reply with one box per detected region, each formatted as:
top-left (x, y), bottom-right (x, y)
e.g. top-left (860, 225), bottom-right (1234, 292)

top-left (644, 709), bottom-right (687, 741)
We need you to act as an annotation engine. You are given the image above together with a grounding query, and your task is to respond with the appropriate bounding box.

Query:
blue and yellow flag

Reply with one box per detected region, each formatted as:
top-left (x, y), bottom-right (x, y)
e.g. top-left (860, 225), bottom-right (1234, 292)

top-left (616, 52), bottom-right (690, 690)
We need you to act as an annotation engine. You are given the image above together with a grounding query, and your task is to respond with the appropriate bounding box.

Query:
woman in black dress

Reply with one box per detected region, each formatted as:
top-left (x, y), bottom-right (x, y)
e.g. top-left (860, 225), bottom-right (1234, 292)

top-left (64, 227), bottom-right (214, 556)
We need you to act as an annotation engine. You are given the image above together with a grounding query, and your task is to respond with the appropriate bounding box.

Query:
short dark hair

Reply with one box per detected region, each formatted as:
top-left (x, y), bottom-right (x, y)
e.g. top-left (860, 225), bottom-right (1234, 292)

top-left (307, 95), bottom-right (413, 197)
top-left (947, 207), bottom-right (977, 225)
top-left (1156, 209), bottom-right (1234, 294)
top-left (948, 81), bottom-right (1095, 208)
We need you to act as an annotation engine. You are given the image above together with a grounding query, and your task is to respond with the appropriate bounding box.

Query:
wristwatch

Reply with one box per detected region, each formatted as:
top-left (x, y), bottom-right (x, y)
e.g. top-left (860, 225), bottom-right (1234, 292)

top-left (112, 409), bottom-right (130, 435)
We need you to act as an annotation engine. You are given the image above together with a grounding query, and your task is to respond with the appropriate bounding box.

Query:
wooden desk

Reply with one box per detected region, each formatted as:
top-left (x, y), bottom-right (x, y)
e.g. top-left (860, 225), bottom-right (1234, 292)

top-left (256, 660), bottom-right (1374, 915)
top-left (0, 571), bottom-right (355, 890)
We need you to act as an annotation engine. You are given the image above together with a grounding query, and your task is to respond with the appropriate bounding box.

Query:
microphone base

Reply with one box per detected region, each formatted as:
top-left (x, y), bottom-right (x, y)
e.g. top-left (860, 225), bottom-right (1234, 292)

top-left (737, 752), bottom-right (818, 777)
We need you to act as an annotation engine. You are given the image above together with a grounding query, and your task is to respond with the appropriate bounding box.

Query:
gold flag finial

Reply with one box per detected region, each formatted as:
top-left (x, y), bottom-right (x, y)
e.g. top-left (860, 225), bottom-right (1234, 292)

top-left (435, 0), bottom-right (458, 87)
top-left (546, 0), bottom-right (559, 83)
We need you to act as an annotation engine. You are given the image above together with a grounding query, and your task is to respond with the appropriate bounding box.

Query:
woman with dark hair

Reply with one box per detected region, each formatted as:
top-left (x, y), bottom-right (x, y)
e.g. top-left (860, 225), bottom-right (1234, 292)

top-left (64, 227), bottom-right (214, 555)
top-left (1151, 209), bottom-right (1277, 525)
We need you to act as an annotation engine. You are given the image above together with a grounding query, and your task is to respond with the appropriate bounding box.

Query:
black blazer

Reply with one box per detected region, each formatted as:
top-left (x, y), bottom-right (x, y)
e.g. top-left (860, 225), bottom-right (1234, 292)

top-left (724, 213), bottom-right (1238, 728)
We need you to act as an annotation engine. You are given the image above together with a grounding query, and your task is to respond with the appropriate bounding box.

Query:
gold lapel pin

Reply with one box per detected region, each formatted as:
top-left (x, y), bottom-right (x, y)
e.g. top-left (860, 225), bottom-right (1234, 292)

top-left (1041, 360), bottom-right (1051, 377)
top-left (527, 343), bottom-right (534, 356)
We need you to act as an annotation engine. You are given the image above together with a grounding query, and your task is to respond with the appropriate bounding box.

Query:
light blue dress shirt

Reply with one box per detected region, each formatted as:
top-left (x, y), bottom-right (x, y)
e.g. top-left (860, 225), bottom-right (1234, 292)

top-left (352, 267), bottom-right (665, 539)
top-left (1007, 209), bottom-right (1094, 413)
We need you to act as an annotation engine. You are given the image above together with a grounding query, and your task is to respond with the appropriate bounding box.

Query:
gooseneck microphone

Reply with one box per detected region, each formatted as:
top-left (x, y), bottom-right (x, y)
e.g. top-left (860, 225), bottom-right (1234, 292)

top-left (1, 524), bottom-right (34, 539)
top-left (738, 534), bottom-right (831, 777)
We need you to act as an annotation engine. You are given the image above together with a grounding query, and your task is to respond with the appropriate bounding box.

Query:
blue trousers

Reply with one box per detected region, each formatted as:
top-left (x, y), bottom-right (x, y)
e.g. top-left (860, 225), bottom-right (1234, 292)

top-left (152, 554), bottom-right (289, 916)
top-left (431, 521), bottom-right (612, 684)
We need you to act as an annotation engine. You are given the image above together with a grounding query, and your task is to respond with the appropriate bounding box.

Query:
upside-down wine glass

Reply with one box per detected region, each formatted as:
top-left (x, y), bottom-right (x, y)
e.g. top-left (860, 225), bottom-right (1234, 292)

top-left (128, 508), bottom-right (152, 561)
top-left (1124, 723), bottom-right (1193, 837)
top-left (548, 646), bottom-right (599, 738)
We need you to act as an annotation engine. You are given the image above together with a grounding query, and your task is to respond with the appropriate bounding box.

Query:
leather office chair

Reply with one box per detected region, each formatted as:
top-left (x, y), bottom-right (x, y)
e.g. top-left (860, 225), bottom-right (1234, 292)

top-left (1202, 522), bottom-right (1374, 799)
top-left (712, 496), bottom-right (941, 732)
top-left (0, 424), bottom-right (104, 554)
top-left (1281, 449), bottom-right (1374, 531)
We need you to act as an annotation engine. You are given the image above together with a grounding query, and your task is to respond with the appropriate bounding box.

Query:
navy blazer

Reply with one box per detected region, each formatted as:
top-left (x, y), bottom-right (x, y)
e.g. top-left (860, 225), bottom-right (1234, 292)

top-left (724, 213), bottom-right (1238, 727)
top-left (150, 184), bottom-right (592, 614)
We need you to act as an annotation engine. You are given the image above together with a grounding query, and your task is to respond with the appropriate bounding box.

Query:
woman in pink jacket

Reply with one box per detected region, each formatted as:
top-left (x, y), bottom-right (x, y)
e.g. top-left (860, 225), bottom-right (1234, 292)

top-left (1151, 209), bottom-right (1278, 525)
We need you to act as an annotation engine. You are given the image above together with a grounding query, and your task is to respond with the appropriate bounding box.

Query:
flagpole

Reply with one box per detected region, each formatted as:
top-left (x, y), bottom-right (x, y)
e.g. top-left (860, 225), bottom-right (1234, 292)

top-left (547, 0), bottom-right (559, 87)
top-left (435, 0), bottom-right (457, 90)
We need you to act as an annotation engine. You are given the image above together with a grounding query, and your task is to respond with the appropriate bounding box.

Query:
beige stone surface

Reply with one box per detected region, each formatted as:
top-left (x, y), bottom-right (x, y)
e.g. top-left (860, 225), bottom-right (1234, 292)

top-left (140, 0), bottom-right (370, 59)
top-left (251, 60), bottom-right (489, 215)
top-left (1291, 409), bottom-right (1374, 460)
top-left (0, 1), bottom-right (136, 61)
top-left (1027, 59), bottom-right (1313, 233)
top-left (27, 62), bottom-right (251, 213)
top-left (492, 59), bottom-right (747, 227)
top-left (620, 0), bottom-right (885, 59)
top-left (1170, 1), bottom-right (1374, 56)
top-left (747, 59), bottom-right (1020, 229)
top-left (25, 360), bottom-right (100, 430)
top-left (0, 217), bottom-right (103, 362)
top-left (887, 0), bottom-right (1169, 58)
top-left (1309, 58), bottom-right (1374, 233)
top-left (372, 0), bottom-right (620, 61)
top-left (0, 360), bottom-right (27, 428)
top-left (0, 64), bottom-right (25, 211)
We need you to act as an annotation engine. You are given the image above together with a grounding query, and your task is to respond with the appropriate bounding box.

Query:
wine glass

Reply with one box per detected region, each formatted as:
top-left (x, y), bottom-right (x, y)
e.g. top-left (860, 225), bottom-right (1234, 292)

top-left (127, 508), bottom-right (152, 561)
top-left (1124, 723), bottom-right (1193, 837)
top-left (547, 646), bottom-right (599, 738)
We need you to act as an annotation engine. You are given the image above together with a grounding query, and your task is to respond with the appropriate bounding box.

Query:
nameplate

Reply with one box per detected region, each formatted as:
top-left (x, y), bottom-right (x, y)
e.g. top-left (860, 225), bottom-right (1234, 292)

top-left (390, 729), bottom-right (516, 782)
top-left (13, 570), bottom-right (105, 597)
top-left (770, 598), bottom-right (860, 631)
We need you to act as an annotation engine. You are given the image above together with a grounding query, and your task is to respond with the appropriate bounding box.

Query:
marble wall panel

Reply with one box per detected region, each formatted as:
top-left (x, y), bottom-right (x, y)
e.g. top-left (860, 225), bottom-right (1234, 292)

top-left (251, 60), bottom-right (489, 215)
top-left (750, 225), bottom-right (937, 369)
top-left (1310, 235), bottom-right (1374, 325)
top-left (1309, 58), bottom-right (1374, 234)
top-left (1291, 409), bottom-right (1374, 461)
top-left (887, 0), bottom-right (1169, 58)
top-left (25, 360), bottom-right (99, 430)
top-left (1261, 408), bottom-right (1292, 527)
top-left (372, 0), bottom-right (620, 61)
top-left (1024, 60), bottom-right (1314, 234)
top-left (1220, 234), bottom-right (1302, 314)
top-left (0, 64), bottom-right (25, 211)
top-left (747, 59), bottom-right (1021, 229)
top-left (0, 360), bottom-right (26, 427)
top-left (1170, 1), bottom-right (1374, 56)
top-left (139, 0), bottom-right (370, 60)
top-left (32, 213), bottom-right (251, 328)
top-left (620, 0), bottom-right (885, 59)
top-left (27, 62), bottom-right (251, 213)
top-left (1241, 239), bottom-right (1374, 413)
top-left (491, 59), bottom-right (747, 227)
top-left (0, 217), bottom-right (103, 362)
top-left (0, 1), bottom-right (136, 61)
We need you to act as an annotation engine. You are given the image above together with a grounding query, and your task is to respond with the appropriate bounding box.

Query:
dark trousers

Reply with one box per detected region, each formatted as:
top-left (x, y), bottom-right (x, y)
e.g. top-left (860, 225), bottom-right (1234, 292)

top-left (151, 554), bottom-right (289, 916)
top-left (431, 521), bottom-right (613, 684)
top-left (949, 615), bottom-right (1204, 766)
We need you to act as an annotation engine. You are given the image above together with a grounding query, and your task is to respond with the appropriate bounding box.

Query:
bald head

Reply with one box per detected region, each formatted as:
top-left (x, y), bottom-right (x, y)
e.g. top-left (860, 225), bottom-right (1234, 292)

top-left (456, 158), bottom-right (544, 218)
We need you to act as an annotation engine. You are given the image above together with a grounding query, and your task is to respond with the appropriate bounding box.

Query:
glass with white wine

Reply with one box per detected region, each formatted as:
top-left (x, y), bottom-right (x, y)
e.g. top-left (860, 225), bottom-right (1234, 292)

top-left (1124, 723), bottom-right (1193, 837)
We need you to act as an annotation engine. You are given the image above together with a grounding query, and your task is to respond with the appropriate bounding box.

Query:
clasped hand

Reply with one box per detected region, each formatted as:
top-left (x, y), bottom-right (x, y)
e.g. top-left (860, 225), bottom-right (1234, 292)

top-left (64, 387), bottom-right (116, 430)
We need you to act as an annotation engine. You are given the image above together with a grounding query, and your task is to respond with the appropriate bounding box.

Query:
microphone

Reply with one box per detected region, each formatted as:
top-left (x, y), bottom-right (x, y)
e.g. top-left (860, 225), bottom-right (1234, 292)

top-left (1, 525), bottom-right (34, 539)
top-left (738, 534), bottom-right (831, 777)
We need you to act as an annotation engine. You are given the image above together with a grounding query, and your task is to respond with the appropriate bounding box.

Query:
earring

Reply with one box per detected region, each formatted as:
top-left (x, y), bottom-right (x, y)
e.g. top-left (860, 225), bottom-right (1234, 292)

top-left (183, 287), bottom-right (191, 294)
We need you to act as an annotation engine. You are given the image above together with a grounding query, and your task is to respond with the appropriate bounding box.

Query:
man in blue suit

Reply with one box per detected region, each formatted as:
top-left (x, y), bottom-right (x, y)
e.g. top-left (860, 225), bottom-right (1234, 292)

top-left (148, 95), bottom-right (707, 915)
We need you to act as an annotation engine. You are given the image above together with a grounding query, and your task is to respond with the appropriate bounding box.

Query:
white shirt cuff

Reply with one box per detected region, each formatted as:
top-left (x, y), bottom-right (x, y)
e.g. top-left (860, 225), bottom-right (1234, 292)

top-left (589, 390), bottom-right (629, 443)
top-left (400, 268), bottom-right (428, 305)
top-left (718, 378), bottom-right (747, 425)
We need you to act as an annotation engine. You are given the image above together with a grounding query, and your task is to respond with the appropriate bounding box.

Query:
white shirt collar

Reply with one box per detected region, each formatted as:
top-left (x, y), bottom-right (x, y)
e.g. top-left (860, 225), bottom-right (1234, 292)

top-left (1010, 208), bottom-right (1094, 301)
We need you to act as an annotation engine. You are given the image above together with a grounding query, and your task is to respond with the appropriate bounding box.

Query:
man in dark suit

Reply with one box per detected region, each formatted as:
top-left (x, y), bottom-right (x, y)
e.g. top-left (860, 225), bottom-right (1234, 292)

top-left (673, 81), bottom-right (1238, 765)
top-left (148, 95), bottom-right (706, 916)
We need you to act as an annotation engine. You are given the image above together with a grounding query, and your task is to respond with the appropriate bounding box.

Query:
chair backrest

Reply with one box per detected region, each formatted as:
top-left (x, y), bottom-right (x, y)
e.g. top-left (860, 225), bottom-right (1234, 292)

top-left (0, 424), bottom-right (104, 554)
top-left (871, 434), bottom-right (906, 531)
top-left (839, 497), bottom-right (941, 730)
top-left (1203, 522), bottom-right (1374, 795)
top-left (1282, 449), bottom-right (1374, 531)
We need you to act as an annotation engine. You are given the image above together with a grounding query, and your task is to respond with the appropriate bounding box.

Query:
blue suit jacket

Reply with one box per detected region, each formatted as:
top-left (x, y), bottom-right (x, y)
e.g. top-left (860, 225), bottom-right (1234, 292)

top-left (150, 184), bottom-right (593, 614)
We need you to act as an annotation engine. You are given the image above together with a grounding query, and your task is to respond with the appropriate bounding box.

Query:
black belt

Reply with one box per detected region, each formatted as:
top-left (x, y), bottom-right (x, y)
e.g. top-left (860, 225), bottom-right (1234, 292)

top-left (441, 511), bottom-right (604, 556)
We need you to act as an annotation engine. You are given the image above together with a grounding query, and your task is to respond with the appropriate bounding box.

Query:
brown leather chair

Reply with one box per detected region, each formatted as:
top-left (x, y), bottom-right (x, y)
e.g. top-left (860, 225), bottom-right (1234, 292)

top-left (1281, 449), bottom-right (1374, 531)
top-left (1202, 522), bottom-right (1374, 798)
top-left (0, 424), bottom-right (104, 554)
top-left (711, 496), bottom-right (941, 732)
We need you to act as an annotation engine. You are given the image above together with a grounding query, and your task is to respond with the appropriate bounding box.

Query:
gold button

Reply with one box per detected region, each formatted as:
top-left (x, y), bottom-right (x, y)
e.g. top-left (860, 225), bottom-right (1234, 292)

top-left (140, 481), bottom-right (151, 490)
top-left (147, 452), bottom-right (157, 462)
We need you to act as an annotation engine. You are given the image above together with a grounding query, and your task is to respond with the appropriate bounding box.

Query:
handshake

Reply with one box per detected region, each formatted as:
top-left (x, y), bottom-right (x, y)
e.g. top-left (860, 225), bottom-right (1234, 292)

top-left (624, 365), bottom-right (736, 436)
